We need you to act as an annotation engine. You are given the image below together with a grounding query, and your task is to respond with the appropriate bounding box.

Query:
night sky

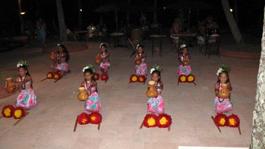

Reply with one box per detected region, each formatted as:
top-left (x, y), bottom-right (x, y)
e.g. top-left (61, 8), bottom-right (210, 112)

top-left (0, 0), bottom-right (264, 36)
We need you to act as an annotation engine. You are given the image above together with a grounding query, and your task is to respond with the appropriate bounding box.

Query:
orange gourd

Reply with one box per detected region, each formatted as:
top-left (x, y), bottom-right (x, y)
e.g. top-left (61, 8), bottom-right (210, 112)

top-left (219, 84), bottom-right (230, 99)
top-left (47, 72), bottom-right (54, 79)
top-left (95, 54), bottom-right (101, 64)
top-left (146, 80), bottom-right (158, 98)
top-left (1, 105), bottom-right (15, 118)
top-left (53, 72), bottom-right (62, 80)
top-left (13, 107), bottom-right (26, 119)
top-left (5, 78), bottom-right (16, 93)
top-left (77, 87), bottom-right (89, 101)
top-left (130, 74), bottom-right (138, 82)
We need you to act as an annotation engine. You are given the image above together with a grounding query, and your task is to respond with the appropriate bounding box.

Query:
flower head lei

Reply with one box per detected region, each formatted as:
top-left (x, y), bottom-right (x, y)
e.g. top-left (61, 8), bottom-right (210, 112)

top-left (150, 65), bottom-right (162, 74)
top-left (99, 42), bottom-right (107, 49)
top-left (82, 64), bottom-right (95, 73)
top-left (180, 44), bottom-right (187, 49)
top-left (136, 43), bottom-right (143, 50)
top-left (216, 64), bottom-right (230, 76)
top-left (16, 60), bottom-right (29, 68)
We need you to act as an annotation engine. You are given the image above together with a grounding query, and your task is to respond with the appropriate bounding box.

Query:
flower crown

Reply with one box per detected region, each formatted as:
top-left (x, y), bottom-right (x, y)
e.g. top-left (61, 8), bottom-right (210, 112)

top-left (99, 43), bottom-right (106, 49)
top-left (180, 44), bottom-right (187, 49)
top-left (150, 65), bottom-right (162, 74)
top-left (216, 65), bottom-right (230, 76)
top-left (136, 44), bottom-right (142, 50)
top-left (82, 64), bottom-right (95, 73)
top-left (16, 60), bottom-right (29, 68)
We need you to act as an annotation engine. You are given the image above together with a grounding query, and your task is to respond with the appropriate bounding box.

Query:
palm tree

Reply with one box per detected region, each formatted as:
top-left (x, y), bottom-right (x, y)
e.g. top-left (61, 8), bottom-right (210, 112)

top-left (56, 0), bottom-right (67, 41)
top-left (221, 0), bottom-right (242, 43)
top-left (250, 6), bottom-right (265, 149)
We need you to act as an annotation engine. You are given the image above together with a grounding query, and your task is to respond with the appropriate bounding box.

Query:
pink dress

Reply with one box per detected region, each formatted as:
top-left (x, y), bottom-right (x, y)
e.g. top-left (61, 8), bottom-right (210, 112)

top-left (56, 62), bottom-right (69, 73)
top-left (135, 62), bottom-right (147, 76)
top-left (99, 51), bottom-right (110, 73)
top-left (147, 81), bottom-right (165, 115)
top-left (135, 53), bottom-right (147, 76)
top-left (16, 77), bottom-right (37, 109)
top-left (177, 64), bottom-right (192, 76)
top-left (82, 81), bottom-right (101, 112)
top-left (214, 83), bottom-right (233, 113)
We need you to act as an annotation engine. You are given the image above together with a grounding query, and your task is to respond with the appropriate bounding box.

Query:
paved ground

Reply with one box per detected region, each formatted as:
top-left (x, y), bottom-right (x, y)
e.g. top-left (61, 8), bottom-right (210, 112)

top-left (0, 41), bottom-right (258, 149)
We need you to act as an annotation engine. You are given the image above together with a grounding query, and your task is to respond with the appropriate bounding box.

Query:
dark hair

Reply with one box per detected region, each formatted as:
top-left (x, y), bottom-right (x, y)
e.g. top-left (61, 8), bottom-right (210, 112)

top-left (137, 44), bottom-right (144, 49)
top-left (100, 44), bottom-right (108, 53)
top-left (100, 43), bottom-right (107, 49)
top-left (83, 68), bottom-right (95, 81)
top-left (18, 66), bottom-right (31, 77)
top-left (59, 44), bottom-right (70, 62)
top-left (151, 70), bottom-right (161, 82)
top-left (217, 71), bottom-right (230, 84)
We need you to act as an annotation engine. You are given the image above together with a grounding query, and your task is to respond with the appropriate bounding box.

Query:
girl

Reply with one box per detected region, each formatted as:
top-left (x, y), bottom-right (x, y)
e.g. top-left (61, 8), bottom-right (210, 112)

top-left (147, 65), bottom-right (165, 115)
top-left (134, 44), bottom-right (147, 77)
top-left (16, 61), bottom-right (37, 109)
top-left (81, 65), bottom-right (101, 112)
top-left (214, 65), bottom-right (232, 114)
top-left (55, 44), bottom-right (70, 75)
top-left (97, 43), bottom-right (110, 74)
top-left (177, 44), bottom-right (192, 76)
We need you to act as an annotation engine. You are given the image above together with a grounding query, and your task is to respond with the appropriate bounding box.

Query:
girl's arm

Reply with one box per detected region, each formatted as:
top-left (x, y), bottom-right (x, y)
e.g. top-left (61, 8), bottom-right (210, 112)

top-left (80, 82), bottom-right (85, 87)
top-left (214, 83), bottom-right (219, 96)
top-left (91, 81), bottom-right (98, 93)
top-left (156, 81), bottom-right (164, 95)
top-left (227, 83), bottom-right (232, 91)
top-left (15, 77), bottom-right (22, 89)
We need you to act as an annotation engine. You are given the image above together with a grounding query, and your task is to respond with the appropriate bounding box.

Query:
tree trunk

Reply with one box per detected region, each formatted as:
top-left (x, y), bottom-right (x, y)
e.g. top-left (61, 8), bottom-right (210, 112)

top-left (221, 0), bottom-right (242, 43)
top-left (56, 0), bottom-right (67, 41)
top-left (250, 6), bottom-right (265, 149)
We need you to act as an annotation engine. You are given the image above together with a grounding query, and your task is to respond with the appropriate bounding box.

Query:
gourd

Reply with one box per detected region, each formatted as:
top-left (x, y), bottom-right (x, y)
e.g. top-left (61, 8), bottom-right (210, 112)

top-left (5, 78), bottom-right (16, 93)
top-left (138, 75), bottom-right (146, 83)
top-left (53, 72), bottom-right (62, 80)
top-left (219, 84), bottom-right (230, 98)
top-left (1, 105), bottom-right (15, 118)
top-left (77, 87), bottom-right (89, 101)
top-left (47, 72), bottom-right (54, 79)
top-left (146, 80), bottom-right (158, 98)
top-left (13, 107), bottom-right (26, 119)
top-left (95, 54), bottom-right (101, 64)
top-left (101, 73), bottom-right (108, 81)
top-left (187, 75), bottom-right (195, 82)
top-left (77, 112), bottom-right (90, 125)
top-left (130, 74), bottom-right (138, 82)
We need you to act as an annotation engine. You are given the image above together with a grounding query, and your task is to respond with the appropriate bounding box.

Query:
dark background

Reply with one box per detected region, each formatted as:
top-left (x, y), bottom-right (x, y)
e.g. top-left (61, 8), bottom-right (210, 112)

top-left (0, 0), bottom-right (264, 38)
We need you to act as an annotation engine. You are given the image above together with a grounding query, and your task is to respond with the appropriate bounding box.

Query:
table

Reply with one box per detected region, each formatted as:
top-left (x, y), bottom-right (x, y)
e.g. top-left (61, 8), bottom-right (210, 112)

top-left (149, 34), bottom-right (167, 56)
top-left (110, 32), bottom-right (125, 47)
